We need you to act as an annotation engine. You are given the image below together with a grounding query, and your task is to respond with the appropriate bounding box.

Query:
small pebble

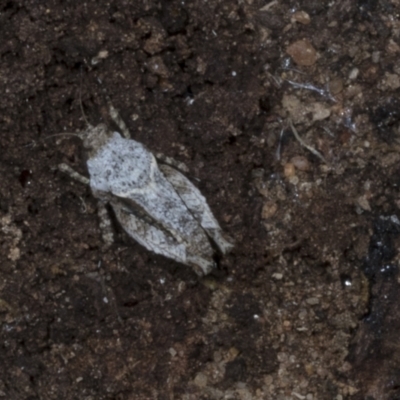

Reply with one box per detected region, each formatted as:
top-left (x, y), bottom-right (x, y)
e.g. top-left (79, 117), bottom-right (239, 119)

top-left (262, 202), bottom-right (278, 219)
top-left (312, 103), bottom-right (331, 121)
top-left (387, 38), bottom-right (400, 54)
top-left (382, 72), bottom-right (400, 90)
top-left (357, 195), bottom-right (371, 211)
top-left (372, 51), bottom-right (380, 63)
top-left (286, 39), bottom-right (317, 66)
top-left (168, 347), bottom-right (177, 357)
top-left (283, 320), bottom-right (291, 328)
top-left (291, 11), bottom-right (311, 25)
top-left (292, 392), bottom-right (306, 399)
top-left (306, 297), bottom-right (319, 305)
top-left (349, 68), bottom-right (359, 80)
top-left (284, 162), bottom-right (296, 177)
top-left (193, 372), bottom-right (208, 388)
top-left (298, 309), bottom-right (308, 319)
top-left (291, 156), bottom-right (310, 171)
top-left (272, 272), bottom-right (283, 280)
top-left (328, 78), bottom-right (343, 95)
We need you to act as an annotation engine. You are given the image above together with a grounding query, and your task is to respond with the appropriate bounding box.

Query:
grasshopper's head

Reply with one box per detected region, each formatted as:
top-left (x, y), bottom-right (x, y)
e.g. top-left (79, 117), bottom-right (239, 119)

top-left (81, 123), bottom-right (114, 157)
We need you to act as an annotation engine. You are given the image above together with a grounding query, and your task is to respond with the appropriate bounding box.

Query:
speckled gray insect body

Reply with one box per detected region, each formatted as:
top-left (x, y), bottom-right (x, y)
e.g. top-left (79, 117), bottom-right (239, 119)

top-left (60, 107), bottom-right (233, 276)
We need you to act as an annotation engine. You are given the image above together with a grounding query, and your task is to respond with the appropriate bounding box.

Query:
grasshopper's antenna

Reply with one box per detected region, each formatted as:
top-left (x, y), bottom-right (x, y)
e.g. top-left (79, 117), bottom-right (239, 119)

top-left (79, 66), bottom-right (90, 126)
top-left (23, 70), bottom-right (89, 149)
top-left (22, 132), bottom-right (82, 148)
top-left (95, 77), bottom-right (130, 138)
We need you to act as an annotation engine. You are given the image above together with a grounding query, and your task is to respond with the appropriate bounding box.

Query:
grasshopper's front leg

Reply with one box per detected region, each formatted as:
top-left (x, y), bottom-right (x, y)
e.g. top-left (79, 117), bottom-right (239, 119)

top-left (106, 100), bottom-right (131, 139)
top-left (58, 163), bottom-right (114, 247)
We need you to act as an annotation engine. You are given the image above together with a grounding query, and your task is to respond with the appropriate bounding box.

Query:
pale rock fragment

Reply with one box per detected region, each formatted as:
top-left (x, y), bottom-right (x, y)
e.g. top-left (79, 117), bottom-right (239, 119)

top-left (282, 94), bottom-right (307, 124)
top-left (311, 102), bottom-right (331, 121)
top-left (261, 202), bottom-right (278, 219)
top-left (306, 297), bottom-right (319, 305)
top-left (291, 11), bottom-right (311, 25)
top-left (380, 72), bottom-right (400, 90)
top-left (291, 156), bottom-right (310, 171)
top-left (286, 39), bottom-right (317, 66)
top-left (357, 195), bottom-right (371, 212)
top-left (328, 78), bottom-right (343, 95)
top-left (193, 372), bottom-right (208, 387)
top-left (284, 163), bottom-right (296, 178)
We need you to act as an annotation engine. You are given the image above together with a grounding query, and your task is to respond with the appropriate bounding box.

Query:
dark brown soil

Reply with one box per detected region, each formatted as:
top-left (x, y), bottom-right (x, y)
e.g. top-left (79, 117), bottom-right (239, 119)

top-left (1, 1), bottom-right (400, 399)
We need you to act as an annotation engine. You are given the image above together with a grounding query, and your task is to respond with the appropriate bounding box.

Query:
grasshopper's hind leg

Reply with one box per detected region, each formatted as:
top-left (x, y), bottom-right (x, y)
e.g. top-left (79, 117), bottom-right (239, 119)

top-left (111, 201), bottom-right (215, 276)
top-left (106, 100), bottom-right (131, 139)
top-left (155, 153), bottom-right (189, 174)
top-left (158, 164), bottom-right (234, 254)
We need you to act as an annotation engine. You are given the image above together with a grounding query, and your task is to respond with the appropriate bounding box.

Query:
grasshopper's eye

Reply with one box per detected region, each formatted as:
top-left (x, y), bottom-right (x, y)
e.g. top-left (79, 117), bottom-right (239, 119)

top-left (82, 124), bottom-right (112, 153)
